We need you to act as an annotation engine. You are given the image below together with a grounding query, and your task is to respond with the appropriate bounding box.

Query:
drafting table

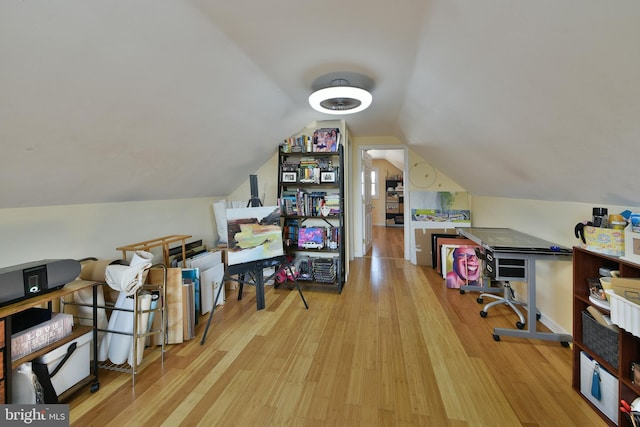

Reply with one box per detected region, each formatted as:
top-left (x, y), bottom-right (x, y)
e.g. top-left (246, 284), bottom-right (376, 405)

top-left (457, 227), bottom-right (573, 344)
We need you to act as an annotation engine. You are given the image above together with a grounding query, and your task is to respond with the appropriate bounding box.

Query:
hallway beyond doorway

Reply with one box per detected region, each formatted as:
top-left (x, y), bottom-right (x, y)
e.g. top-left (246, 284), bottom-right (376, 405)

top-left (366, 225), bottom-right (404, 259)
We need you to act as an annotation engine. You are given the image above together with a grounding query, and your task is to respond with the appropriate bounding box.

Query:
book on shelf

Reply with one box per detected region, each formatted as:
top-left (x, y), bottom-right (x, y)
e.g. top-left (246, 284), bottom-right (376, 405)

top-left (324, 192), bottom-right (341, 215)
top-left (283, 219), bottom-right (300, 248)
top-left (312, 258), bottom-right (337, 283)
top-left (282, 135), bottom-right (313, 153)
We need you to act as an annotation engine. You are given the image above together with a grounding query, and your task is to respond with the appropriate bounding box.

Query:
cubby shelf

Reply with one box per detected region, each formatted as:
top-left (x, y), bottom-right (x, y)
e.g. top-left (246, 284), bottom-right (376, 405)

top-left (572, 246), bottom-right (640, 427)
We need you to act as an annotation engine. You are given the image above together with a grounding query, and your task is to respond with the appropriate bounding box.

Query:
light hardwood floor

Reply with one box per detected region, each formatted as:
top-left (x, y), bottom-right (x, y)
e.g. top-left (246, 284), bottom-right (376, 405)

top-left (67, 226), bottom-right (606, 426)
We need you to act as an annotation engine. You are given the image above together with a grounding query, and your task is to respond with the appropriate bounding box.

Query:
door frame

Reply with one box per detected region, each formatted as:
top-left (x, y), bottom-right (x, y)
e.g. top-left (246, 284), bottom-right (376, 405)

top-left (355, 145), bottom-right (409, 259)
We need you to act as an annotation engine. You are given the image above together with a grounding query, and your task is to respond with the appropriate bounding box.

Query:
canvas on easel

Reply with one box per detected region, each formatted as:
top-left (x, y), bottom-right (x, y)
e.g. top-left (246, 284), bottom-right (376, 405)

top-left (226, 206), bottom-right (284, 266)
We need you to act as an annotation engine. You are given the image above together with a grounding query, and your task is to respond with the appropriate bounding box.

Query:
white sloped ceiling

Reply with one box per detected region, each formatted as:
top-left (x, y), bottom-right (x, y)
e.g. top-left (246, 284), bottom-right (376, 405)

top-left (1, 1), bottom-right (638, 208)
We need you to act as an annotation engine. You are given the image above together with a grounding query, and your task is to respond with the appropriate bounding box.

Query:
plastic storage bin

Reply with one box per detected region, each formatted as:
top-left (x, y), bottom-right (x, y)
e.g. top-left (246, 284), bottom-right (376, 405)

top-left (607, 289), bottom-right (640, 338)
top-left (33, 331), bottom-right (92, 396)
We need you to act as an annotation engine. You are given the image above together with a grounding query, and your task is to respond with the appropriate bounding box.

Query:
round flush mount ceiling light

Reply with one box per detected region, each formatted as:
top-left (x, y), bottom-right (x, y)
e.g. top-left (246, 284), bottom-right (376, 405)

top-left (308, 79), bottom-right (372, 115)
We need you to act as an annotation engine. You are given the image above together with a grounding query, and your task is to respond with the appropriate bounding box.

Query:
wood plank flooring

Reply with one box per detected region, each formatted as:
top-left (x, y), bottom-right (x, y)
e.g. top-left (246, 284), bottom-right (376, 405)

top-left (67, 226), bottom-right (606, 426)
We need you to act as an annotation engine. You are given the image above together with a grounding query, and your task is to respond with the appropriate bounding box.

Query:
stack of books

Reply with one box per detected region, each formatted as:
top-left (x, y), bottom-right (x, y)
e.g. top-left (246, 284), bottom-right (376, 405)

top-left (312, 258), bottom-right (337, 283)
top-left (324, 192), bottom-right (341, 215)
top-left (299, 158), bottom-right (320, 183)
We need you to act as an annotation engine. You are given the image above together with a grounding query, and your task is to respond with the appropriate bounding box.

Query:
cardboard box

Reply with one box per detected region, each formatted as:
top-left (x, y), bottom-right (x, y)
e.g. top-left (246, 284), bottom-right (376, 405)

top-left (583, 226), bottom-right (624, 256)
top-left (34, 331), bottom-right (92, 396)
top-left (611, 277), bottom-right (640, 303)
top-left (415, 228), bottom-right (453, 267)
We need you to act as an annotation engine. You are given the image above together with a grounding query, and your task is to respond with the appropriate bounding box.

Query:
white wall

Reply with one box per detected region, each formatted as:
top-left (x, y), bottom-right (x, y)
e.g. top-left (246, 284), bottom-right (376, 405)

top-left (227, 152), bottom-right (279, 207)
top-left (0, 148), bottom-right (279, 268)
top-left (0, 198), bottom-right (217, 267)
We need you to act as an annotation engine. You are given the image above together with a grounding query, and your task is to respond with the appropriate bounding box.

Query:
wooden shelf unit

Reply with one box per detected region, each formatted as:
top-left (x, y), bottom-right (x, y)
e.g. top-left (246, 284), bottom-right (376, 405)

top-left (572, 246), bottom-right (640, 427)
top-left (0, 279), bottom-right (99, 403)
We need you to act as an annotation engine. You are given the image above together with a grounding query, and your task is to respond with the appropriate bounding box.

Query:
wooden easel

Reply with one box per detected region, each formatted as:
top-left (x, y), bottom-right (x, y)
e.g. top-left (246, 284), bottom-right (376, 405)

top-left (200, 255), bottom-right (308, 345)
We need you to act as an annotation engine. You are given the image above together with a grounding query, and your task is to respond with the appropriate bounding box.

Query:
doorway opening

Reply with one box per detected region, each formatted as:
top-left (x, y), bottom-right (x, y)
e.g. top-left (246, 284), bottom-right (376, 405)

top-left (357, 146), bottom-right (408, 260)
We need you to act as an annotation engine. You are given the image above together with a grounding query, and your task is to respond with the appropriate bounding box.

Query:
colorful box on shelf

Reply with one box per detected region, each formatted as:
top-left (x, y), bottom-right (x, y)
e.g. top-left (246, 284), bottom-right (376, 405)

top-left (606, 289), bottom-right (640, 338)
top-left (582, 226), bottom-right (625, 256)
top-left (11, 312), bottom-right (74, 360)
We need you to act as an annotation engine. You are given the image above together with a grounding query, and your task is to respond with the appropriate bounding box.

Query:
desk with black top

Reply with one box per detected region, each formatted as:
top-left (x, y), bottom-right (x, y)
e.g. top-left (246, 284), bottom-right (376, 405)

top-left (457, 227), bottom-right (573, 344)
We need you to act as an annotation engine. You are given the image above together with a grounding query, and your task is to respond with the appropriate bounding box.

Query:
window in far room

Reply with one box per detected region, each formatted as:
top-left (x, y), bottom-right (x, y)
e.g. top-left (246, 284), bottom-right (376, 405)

top-left (371, 167), bottom-right (379, 199)
top-left (362, 167), bottom-right (380, 199)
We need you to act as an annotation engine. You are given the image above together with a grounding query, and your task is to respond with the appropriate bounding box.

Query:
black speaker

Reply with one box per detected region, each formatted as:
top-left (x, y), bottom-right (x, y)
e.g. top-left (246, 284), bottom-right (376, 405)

top-left (0, 259), bottom-right (81, 306)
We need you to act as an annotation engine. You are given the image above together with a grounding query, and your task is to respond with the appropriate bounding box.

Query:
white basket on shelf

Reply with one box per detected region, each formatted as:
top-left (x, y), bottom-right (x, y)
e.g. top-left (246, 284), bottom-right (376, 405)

top-left (606, 289), bottom-right (640, 338)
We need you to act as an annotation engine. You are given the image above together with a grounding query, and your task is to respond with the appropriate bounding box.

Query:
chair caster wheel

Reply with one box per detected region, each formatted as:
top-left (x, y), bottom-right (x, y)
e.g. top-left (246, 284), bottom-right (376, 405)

top-left (91, 382), bottom-right (100, 393)
top-left (516, 321), bottom-right (525, 329)
top-left (480, 310), bottom-right (488, 318)
top-left (459, 289), bottom-right (465, 294)
top-left (493, 334), bottom-right (501, 341)
top-left (561, 341), bottom-right (570, 348)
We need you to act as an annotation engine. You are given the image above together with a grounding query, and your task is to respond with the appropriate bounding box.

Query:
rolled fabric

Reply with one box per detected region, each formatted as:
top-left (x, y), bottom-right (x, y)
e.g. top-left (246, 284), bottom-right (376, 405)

top-left (98, 291), bottom-right (127, 362)
top-left (108, 294), bottom-right (134, 365)
top-left (131, 250), bottom-right (153, 266)
top-left (128, 292), bottom-right (152, 367)
top-left (130, 250), bottom-right (153, 284)
top-left (105, 262), bottom-right (152, 296)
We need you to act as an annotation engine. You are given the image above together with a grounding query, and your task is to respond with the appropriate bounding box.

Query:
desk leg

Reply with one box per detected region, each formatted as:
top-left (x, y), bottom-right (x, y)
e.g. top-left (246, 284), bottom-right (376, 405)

top-left (491, 256), bottom-right (571, 345)
top-left (256, 269), bottom-right (265, 310)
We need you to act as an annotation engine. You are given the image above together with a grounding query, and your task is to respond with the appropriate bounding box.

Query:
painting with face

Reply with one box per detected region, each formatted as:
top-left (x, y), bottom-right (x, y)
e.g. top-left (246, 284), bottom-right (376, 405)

top-left (444, 245), bottom-right (482, 289)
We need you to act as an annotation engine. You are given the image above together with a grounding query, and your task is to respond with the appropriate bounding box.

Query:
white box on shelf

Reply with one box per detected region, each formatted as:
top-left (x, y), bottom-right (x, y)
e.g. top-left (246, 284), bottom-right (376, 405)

top-left (621, 224), bottom-right (640, 264)
top-left (580, 351), bottom-right (618, 424)
top-left (607, 289), bottom-right (640, 338)
top-left (33, 331), bottom-right (92, 396)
